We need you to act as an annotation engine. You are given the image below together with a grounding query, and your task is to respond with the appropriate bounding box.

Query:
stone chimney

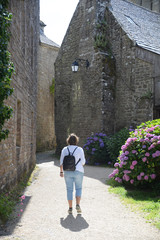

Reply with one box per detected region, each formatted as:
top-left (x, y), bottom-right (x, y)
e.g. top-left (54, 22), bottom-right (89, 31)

top-left (40, 20), bottom-right (46, 35)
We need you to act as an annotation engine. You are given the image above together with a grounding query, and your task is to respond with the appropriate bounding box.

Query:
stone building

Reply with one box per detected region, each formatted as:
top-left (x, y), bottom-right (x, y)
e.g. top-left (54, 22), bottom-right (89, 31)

top-left (0, 0), bottom-right (39, 191)
top-left (36, 21), bottom-right (59, 152)
top-left (55, 0), bottom-right (160, 151)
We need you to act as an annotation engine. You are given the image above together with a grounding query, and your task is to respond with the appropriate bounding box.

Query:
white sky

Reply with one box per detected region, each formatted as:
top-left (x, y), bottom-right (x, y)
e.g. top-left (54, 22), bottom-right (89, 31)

top-left (40, 0), bottom-right (79, 46)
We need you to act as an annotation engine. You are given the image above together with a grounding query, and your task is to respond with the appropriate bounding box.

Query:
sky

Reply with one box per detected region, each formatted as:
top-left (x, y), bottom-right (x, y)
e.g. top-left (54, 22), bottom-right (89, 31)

top-left (40, 0), bottom-right (79, 46)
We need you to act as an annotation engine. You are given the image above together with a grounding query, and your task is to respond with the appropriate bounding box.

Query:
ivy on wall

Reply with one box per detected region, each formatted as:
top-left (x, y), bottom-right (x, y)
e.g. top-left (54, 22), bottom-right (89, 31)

top-left (0, 0), bottom-right (14, 142)
top-left (94, 17), bottom-right (112, 56)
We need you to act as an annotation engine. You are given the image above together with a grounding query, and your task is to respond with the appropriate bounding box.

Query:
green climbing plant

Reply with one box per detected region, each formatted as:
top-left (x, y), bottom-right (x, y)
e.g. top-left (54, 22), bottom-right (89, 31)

top-left (94, 18), bottom-right (112, 56)
top-left (50, 78), bottom-right (55, 96)
top-left (0, 1), bottom-right (14, 142)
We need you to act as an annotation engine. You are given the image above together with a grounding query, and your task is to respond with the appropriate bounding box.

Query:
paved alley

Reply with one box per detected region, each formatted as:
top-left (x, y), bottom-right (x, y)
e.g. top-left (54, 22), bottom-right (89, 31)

top-left (0, 151), bottom-right (160, 240)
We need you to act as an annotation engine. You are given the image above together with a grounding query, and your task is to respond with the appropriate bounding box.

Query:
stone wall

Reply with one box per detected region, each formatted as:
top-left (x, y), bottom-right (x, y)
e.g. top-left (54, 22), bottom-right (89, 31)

top-left (105, 5), bottom-right (157, 130)
top-left (55, 0), bottom-right (116, 152)
top-left (0, 0), bottom-right (39, 191)
top-left (36, 25), bottom-right (59, 151)
top-left (55, 0), bottom-right (160, 151)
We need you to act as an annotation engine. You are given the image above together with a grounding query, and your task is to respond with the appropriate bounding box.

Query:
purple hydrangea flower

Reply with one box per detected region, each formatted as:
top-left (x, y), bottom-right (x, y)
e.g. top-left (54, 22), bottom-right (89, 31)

top-left (125, 151), bottom-right (129, 155)
top-left (132, 150), bottom-right (137, 154)
top-left (100, 142), bottom-right (104, 148)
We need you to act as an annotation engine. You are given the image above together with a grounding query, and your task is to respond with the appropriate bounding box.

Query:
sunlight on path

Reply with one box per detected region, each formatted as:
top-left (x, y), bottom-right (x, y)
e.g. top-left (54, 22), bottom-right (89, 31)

top-left (0, 152), bottom-right (160, 240)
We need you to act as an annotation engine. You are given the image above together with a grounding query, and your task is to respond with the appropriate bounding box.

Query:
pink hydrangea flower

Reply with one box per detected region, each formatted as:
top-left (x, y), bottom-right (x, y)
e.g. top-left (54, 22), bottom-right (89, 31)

top-left (121, 145), bottom-right (127, 151)
top-left (137, 175), bottom-right (142, 181)
top-left (130, 165), bottom-right (134, 170)
top-left (142, 157), bottom-right (147, 162)
top-left (155, 151), bottom-right (160, 156)
top-left (144, 175), bottom-right (149, 180)
top-left (152, 153), bottom-right (156, 158)
top-left (125, 151), bottom-right (129, 155)
top-left (123, 170), bottom-right (131, 174)
top-left (130, 179), bottom-right (134, 184)
top-left (145, 152), bottom-right (150, 157)
top-left (140, 172), bottom-right (145, 176)
top-left (123, 174), bottom-right (130, 181)
top-left (132, 160), bottom-right (137, 166)
top-left (109, 173), bottom-right (114, 178)
top-left (150, 174), bottom-right (156, 179)
top-left (115, 177), bottom-right (122, 183)
top-left (114, 163), bottom-right (119, 167)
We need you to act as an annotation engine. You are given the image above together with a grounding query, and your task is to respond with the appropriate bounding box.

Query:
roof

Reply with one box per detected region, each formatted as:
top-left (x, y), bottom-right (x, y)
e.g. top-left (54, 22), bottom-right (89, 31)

top-left (40, 20), bottom-right (60, 48)
top-left (109, 0), bottom-right (160, 55)
top-left (40, 34), bottom-right (60, 48)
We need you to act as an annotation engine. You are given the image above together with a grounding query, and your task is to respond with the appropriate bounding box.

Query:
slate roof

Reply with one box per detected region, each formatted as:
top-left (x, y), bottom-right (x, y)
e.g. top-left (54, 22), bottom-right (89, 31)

top-left (40, 34), bottom-right (60, 48)
top-left (109, 0), bottom-right (160, 55)
top-left (40, 21), bottom-right (60, 48)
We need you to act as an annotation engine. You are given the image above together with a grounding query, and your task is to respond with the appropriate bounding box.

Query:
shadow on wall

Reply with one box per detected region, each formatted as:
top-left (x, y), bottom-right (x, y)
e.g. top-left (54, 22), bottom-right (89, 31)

top-left (37, 151), bottom-right (113, 185)
top-left (0, 196), bottom-right (31, 237)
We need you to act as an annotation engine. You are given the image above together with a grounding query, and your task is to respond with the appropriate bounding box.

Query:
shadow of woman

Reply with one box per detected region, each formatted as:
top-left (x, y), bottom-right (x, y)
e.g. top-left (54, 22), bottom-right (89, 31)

top-left (60, 214), bottom-right (89, 232)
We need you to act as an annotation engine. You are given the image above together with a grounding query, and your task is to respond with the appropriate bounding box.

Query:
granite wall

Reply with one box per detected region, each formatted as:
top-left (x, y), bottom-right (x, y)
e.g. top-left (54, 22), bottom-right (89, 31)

top-left (0, 0), bottom-right (39, 191)
top-left (55, 0), bottom-right (159, 152)
top-left (55, 0), bottom-right (116, 151)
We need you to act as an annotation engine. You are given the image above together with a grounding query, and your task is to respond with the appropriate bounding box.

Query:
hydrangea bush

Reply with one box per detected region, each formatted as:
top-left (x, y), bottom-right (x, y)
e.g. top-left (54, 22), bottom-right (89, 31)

top-left (109, 120), bottom-right (160, 186)
top-left (83, 133), bottom-right (110, 165)
top-left (106, 128), bottom-right (130, 163)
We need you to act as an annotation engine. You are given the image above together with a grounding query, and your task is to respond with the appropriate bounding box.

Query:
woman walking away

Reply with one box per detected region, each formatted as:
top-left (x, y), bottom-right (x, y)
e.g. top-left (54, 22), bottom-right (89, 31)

top-left (60, 133), bottom-right (86, 214)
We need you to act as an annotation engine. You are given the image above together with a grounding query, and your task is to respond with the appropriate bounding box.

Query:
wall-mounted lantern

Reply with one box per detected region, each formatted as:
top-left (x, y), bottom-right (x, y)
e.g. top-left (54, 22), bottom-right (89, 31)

top-left (71, 59), bottom-right (89, 72)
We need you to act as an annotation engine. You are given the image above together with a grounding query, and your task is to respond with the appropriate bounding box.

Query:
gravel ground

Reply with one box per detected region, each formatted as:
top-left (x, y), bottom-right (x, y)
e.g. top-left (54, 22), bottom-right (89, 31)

top-left (0, 151), bottom-right (160, 240)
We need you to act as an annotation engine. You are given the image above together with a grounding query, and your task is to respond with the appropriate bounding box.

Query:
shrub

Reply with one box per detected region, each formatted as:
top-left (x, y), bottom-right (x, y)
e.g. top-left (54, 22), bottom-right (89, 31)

top-left (83, 133), bottom-right (110, 165)
top-left (0, 193), bottom-right (15, 224)
top-left (0, 1), bottom-right (14, 142)
top-left (109, 119), bottom-right (160, 187)
top-left (106, 128), bottom-right (130, 163)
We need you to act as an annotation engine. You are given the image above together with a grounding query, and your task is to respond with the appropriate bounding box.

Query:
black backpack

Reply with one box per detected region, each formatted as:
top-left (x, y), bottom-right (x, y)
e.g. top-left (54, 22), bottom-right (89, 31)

top-left (63, 147), bottom-right (81, 171)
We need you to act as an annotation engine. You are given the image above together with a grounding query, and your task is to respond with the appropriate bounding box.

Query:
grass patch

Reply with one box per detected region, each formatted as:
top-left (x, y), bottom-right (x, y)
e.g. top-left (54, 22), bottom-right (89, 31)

top-left (0, 165), bottom-right (39, 224)
top-left (107, 179), bottom-right (160, 229)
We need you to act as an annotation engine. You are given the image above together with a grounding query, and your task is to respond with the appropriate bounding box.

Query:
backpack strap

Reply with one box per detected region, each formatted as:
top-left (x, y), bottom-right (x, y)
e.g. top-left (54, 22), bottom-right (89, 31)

top-left (71, 146), bottom-right (78, 155)
top-left (72, 147), bottom-right (81, 166)
top-left (75, 158), bottom-right (81, 166)
top-left (67, 147), bottom-right (70, 155)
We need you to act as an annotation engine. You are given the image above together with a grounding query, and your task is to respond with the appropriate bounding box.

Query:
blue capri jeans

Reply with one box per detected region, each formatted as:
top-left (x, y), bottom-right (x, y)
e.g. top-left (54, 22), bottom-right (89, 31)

top-left (64, 170), bottom-right (84, 200)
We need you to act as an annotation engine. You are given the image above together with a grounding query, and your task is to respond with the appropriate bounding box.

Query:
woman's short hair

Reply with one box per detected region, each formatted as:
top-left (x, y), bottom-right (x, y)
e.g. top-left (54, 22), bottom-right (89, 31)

top-left (66, 133), bottom-right (79, 145)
